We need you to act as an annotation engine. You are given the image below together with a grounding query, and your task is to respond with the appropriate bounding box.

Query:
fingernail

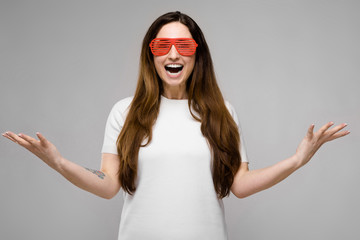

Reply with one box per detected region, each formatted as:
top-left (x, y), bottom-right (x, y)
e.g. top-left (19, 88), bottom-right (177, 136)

top-left (344, 123), bottom-right (348, 126)
top-left (18, 133), bottom-right (23, 137)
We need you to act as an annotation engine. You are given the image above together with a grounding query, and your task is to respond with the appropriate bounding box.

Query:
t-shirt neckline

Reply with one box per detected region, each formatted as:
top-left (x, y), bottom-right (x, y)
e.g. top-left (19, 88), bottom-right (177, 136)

top-left (160, 95), bottom-right (188, 102)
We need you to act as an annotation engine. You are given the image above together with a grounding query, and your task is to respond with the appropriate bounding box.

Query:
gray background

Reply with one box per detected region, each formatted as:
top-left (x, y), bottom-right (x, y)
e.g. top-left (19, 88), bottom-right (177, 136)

top-left (1, 0), bottom-right (359, 239)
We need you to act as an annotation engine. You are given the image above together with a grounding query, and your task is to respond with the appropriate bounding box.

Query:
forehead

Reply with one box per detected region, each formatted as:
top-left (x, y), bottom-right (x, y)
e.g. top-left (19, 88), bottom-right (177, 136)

top-left (156, 22), bottom-right (192, 38)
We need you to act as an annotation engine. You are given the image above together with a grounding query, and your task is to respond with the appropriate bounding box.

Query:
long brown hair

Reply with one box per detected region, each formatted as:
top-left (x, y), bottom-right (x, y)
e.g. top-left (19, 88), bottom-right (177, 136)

top-left (117, 11), bottom-right (241, 199)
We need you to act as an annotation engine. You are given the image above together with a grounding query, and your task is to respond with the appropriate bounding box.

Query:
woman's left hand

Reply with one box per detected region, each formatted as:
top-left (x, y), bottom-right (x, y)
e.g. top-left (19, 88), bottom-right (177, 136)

top-left (294, 122), bottom-right (350, 168)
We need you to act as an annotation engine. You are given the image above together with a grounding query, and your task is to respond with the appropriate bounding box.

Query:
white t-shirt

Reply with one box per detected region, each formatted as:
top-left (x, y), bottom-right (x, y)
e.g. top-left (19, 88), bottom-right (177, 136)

top-left (101, 95), bottom-right (249, 240)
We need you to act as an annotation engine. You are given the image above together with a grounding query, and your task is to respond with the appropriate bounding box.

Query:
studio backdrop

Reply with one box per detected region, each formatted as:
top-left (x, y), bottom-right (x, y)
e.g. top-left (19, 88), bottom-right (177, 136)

top-left (1, 0), bottom-right (359, 239)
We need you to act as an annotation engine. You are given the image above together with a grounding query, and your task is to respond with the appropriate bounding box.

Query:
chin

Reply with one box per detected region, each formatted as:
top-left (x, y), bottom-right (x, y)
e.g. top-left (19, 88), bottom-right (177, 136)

top-left (163, 79), bottom-right (186, 87)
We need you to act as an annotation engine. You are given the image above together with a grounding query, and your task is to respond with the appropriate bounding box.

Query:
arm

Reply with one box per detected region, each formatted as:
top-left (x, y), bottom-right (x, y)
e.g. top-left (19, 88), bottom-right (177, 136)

top-left (58, 153), bottom-right (121, 199)
top-left (231, 122), bottom-right (349, 199)
top-left (2, 132), bottom-right (121, 199)
top-left (231, 157), bottom-right (299, 198)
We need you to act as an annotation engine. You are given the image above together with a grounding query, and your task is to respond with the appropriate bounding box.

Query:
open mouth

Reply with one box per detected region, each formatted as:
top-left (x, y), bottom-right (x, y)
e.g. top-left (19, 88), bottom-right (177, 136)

top-left (165, 64), bottom-right (184, 76)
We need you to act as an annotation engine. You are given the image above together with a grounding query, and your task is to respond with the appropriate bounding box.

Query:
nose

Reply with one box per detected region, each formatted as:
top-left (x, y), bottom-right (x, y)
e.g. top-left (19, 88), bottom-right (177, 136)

top-left (167, 44), bottom-right (180, 60)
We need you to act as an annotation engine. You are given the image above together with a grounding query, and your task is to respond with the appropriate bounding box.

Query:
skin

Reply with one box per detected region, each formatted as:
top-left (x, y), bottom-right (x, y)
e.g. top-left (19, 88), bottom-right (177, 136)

top-left (230, 122), bottom-right (349, 198)
top-left (2, 132), bottom-right (120, 199)
top-left (2, 22), bottom-right (350, 199)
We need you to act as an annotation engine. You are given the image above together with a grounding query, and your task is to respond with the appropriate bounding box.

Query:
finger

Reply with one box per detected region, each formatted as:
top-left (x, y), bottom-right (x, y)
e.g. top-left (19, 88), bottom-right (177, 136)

top-left (318, 122), bottom-right (334, 135)
top-left (3, 131), bottom-right (22, 143)
top-left (18, 133), bottom-right (39, 146)
top-left (2, 132), bottom-right (18, 143)
top-left (307, 124), bottom-right (315, 138)
top-left (3, 131), bottom-right (31, 148)
top-left (326, 130), bottom-right (350, 141)
top-left (327, 123), bottom-right (348, 136)
top-left (36, 132), bottom-right (49, 146)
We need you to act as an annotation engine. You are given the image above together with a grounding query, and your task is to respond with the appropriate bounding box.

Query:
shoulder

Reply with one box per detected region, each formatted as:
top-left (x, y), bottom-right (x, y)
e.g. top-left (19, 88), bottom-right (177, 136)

top-left (224, 100), bottom-right (239, 125)
top-left (224, 100), bottom-right (236, 116)
top-left (106, 96), bottom-right (133, 122)
top-left (110, 96), bottom-right (133, 113)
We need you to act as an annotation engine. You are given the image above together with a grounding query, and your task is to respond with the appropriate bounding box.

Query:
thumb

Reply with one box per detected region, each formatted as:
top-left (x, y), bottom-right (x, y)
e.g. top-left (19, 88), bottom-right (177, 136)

top-left (307, 124), bottom-right (315, 138)
top-left (36, 132), bottom-right (48, 146)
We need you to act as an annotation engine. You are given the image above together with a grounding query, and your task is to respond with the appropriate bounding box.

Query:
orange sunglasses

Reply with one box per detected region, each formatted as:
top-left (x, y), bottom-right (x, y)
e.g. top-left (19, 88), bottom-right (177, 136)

top-left (149, 38), bottom-right (198, 56)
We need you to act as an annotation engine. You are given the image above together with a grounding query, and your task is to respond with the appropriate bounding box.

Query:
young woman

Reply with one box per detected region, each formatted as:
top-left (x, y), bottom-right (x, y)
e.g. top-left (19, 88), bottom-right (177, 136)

top-left (2, 11), bottom-right (349, 240)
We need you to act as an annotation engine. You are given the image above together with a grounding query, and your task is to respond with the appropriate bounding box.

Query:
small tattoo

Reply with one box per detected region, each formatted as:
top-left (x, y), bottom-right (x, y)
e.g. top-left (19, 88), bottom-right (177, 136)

top-left (85, 168), bottom-right (105, 179)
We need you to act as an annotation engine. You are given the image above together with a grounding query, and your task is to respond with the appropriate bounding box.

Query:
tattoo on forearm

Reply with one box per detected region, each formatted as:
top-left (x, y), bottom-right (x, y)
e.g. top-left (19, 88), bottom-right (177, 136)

top-left (85, 167), bottom-right (105, 179)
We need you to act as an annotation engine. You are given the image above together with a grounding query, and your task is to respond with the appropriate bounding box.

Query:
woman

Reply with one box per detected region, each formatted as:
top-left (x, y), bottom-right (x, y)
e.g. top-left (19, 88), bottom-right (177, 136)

top-left (2, 11), bottom-right (349, 240)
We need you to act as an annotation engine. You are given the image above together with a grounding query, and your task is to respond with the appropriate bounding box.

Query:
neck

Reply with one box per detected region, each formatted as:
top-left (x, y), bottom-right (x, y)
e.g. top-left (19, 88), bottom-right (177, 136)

top-left (162, 86), bottom-right (188, 99)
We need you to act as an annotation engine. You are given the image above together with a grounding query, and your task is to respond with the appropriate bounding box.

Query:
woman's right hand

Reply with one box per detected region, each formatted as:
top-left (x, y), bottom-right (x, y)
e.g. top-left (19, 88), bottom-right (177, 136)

top-left (2, 131), bottom-right (64, 171)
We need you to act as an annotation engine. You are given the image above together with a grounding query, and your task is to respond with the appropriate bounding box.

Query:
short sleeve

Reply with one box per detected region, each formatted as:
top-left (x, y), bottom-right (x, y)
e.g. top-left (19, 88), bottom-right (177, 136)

top-left (101, 97), bottom-right (133, 154)
top-left (225, 101), bottom-right (249, 163)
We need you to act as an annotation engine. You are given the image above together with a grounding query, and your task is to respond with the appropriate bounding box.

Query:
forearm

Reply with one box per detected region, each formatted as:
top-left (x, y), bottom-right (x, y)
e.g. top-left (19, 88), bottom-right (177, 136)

top-left (56, 157), bottom-right (120, 199)
top-left (233, 155), bottom-right (302, 198)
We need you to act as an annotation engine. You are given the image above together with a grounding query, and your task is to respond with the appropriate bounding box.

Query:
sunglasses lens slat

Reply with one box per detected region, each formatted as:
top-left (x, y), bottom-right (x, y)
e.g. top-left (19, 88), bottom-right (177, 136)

top-left (150, 39), bottom-right (172, 56)
top-left (150, 38), bottom-right (198, 56)
top-left (175, 39), bottom-right (197, 56)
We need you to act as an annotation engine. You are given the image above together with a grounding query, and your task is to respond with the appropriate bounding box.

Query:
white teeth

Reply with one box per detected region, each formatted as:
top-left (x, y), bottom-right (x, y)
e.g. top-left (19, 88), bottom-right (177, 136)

top-left (165, 64), bottom-right (183, 68)
top-left (167, 71), bottom-right (182, 76)
top-left (165, 63), bottom-right (183, 76)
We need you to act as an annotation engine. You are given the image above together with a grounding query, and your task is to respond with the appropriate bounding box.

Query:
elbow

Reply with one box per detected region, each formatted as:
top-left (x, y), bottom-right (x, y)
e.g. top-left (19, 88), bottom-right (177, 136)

top-left (232, 184), bottom-right (250, 199)
top-left (234, 187), bottom-right (262, 199)
top-left (106, 188), bottom-right (121, 199)
top-left (99, 188), bottom-right (120, 200)
top-left (232, 188), bottom-right (252, 199)
top-left (102, 193), bottom-right (113, 200)
top-left (101, 192), bottom-right (117, 200)
top-left (234, 192), bottom-right (248, 199)
top-left (100, 182), bottom-right (121, 199)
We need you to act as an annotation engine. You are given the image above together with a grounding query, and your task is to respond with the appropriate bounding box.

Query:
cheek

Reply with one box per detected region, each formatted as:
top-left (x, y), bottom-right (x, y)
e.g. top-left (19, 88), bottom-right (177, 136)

top-left (154, 57), bottom-right (165, 74)
top-left (186, 57), bottom-right (196, 73)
